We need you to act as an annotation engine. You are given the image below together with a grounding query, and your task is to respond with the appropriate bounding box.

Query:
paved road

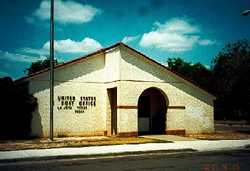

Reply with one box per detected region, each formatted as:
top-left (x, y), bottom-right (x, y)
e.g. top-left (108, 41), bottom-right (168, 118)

top-left (1, 149), bottom-right (250, 171)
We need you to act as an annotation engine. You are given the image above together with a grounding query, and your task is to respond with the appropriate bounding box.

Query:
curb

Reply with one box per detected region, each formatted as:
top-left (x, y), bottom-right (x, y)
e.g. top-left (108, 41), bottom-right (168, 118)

top-left (1, 140), bottom-right (250, 164)
top-left (0, 148), bottom-right (196, 163)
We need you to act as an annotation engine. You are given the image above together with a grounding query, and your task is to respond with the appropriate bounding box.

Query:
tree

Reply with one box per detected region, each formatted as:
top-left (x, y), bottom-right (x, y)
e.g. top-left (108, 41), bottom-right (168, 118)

top-left (212, 39), bottom-right (250, 120)
top-left (167, 58), bottom-right (212, 92)
top-left (25, 58), bottom-right (59, 75)
top-left (0, 77), bottom-right (37, 139)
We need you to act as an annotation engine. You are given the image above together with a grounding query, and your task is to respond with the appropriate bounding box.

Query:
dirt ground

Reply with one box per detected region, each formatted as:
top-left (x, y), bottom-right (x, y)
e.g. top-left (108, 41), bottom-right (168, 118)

top-left (0, 136), bottom-right (165, 151)
top-left (1, 120), bottom-right (249, 151)
top-left (186, 132), bottom-right (250, 140)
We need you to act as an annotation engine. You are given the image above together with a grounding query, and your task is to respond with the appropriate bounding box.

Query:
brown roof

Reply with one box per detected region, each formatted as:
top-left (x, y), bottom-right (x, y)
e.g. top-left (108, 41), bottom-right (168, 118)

top-left (15, 42), bottom-right (120, 82)
top-left (15, 42), bottom-right (215, 98)
top-left (120, 43), bottom-right (215, 99)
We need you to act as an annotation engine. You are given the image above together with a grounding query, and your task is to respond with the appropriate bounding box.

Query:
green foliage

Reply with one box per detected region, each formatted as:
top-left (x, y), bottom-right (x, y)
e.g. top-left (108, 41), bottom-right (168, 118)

top-left (212, 39), bottom-right (250, 120)
top-left (25, 59), bottom-right (59, 75)
top-left (167, 58), bottom-right (212, 92)
top-left (0, 77), bottom-right (37, 139)
top-left (167, 39), bottom-right (250, 121)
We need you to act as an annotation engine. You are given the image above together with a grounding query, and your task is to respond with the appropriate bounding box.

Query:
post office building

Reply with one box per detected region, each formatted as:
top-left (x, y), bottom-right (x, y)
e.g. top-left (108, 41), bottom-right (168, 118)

top-left (19, 42), bottom-right (215, 137)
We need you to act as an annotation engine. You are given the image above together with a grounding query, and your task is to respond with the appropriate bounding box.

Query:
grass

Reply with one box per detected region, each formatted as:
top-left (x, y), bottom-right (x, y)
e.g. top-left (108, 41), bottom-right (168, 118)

top-left (186, 132), bottom-right (250, 140)
top-left (0, 137), bottom-right (166, 151)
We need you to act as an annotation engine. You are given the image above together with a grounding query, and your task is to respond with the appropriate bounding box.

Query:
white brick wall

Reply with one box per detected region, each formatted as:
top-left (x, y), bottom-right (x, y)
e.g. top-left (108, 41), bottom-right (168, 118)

top-left (28, 44), bottom-right (214, 137)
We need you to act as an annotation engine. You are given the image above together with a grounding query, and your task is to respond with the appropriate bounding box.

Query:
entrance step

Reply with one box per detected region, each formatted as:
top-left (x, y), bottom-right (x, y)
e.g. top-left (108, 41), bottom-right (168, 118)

top-left (166, 129), bottom-right (186, 136)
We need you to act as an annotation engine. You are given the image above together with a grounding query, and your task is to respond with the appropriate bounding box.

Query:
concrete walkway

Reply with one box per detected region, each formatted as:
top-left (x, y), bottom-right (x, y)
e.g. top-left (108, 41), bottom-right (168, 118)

top-left (0, 139), bottom-right (250, 162)
top-left (141, 135), bottom-right (197, 141)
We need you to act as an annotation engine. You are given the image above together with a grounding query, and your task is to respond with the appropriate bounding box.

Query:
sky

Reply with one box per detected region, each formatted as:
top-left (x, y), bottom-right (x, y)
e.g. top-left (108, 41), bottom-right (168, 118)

top-left (0, 0), bottom-right (249, 79)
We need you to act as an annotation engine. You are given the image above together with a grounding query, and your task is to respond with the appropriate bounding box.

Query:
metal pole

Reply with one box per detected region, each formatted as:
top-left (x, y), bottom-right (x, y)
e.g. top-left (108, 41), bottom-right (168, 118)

top-left (49, 0), bottom-right (54, 141)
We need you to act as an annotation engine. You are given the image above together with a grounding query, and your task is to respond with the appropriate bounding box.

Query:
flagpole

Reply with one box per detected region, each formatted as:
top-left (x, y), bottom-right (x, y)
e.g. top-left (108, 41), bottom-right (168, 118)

top-left (49, 0), bottom-right (54, 141)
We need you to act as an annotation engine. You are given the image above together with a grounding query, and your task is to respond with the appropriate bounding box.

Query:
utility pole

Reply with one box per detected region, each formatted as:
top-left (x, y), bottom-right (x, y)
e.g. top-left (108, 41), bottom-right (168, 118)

top-left (49, 0), bottom-right (54, 141)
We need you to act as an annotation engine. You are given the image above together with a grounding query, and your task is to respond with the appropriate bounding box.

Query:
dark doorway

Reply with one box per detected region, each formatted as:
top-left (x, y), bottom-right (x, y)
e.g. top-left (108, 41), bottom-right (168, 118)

top-left (107, 88), bottom-right (117, 136)
top-left (138, 88), bottom-right (168, 135)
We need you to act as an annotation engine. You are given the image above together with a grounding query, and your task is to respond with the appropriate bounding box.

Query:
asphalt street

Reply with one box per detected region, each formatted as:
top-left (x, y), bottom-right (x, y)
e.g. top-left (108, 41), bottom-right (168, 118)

top-left (1, 149), bottom-right (250, 171)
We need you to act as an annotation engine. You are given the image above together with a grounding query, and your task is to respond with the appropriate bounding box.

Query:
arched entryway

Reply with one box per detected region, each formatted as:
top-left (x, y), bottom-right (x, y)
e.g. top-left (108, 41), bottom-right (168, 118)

top-left (138, 87), bottom-right (168, 135)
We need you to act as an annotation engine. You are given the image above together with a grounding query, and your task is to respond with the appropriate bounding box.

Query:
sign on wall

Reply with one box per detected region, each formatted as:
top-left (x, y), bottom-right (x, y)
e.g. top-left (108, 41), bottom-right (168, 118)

top-left (57, 96), bottom-right (96, 114)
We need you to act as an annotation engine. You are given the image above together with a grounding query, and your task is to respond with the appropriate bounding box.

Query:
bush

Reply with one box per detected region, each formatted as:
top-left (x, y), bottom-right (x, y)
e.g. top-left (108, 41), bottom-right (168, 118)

top-left (0, 77), bottom-right (37, 139)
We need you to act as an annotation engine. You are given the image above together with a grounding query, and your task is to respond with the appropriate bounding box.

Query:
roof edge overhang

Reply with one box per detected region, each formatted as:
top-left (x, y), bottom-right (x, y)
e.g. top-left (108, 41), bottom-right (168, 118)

top-left (15, 42), bottom-right (216, 99)
top-left (119, 43), bottom-right (216, 100)
top-left (15, 42), bottom-right (121, 82)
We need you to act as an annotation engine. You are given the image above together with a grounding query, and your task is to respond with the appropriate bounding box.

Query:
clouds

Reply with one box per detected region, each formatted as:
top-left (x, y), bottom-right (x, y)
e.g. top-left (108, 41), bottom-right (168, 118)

top-left (0, 50), bottom-right (46, 63)
top-left (139, 18), bottom-right (216, 52)
top-left (0, 50), bottom-right (47, 78)
top-left (43, 37), bottom-right (102, 54)
top-left (27, 0), bottom-right (101, 24)
top-left (0, 71), bottom-right (11, 78)
top-left (20, 38), bottom-right (102, 56)
top-left (198, 39), bottom-right (216, 46)
top-left (20, 48), bottom-right (49, 56)
top-left (24, 0), bottom-right (103, 59)
top-left (43, 38), bottom-right (102, 54)
top-left (1, 37), bottom-right (102, 67)
top-left (121, 36), bottom-right (139, 44)
top-left (0, 37), bottom-right (102, 78)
